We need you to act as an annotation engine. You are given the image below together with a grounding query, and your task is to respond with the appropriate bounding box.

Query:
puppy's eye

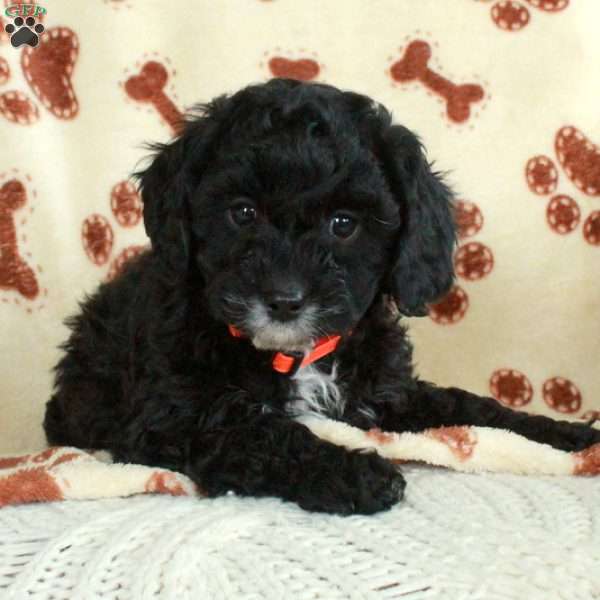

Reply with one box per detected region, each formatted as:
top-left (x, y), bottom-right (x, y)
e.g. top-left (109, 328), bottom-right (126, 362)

top-left (229, 203), bottom-right (257, 227)
top-left (330, 213), bottom-right (358, 239)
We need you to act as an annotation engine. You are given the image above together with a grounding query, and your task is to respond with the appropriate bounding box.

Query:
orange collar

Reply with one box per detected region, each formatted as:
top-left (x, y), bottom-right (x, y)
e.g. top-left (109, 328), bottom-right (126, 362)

top-left (228, 325), bottom-right (343, 375)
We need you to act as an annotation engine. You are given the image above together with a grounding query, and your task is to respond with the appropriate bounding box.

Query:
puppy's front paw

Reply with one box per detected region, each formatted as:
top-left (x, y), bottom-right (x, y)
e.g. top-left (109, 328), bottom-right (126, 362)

top-left (297, 450), bottom-right (405, 516)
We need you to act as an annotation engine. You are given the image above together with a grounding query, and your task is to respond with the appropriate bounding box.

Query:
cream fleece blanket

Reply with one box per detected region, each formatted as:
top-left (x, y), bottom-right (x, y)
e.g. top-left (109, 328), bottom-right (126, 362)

top-left (1, 418), bottom-right (599, 508)
top-left (0, 1), bottom-right (599, 459)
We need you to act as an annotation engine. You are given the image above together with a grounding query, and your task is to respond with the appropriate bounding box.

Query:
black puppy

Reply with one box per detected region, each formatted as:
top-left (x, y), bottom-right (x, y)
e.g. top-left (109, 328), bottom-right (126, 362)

top-left (44, 78), bottom-right (600, 515)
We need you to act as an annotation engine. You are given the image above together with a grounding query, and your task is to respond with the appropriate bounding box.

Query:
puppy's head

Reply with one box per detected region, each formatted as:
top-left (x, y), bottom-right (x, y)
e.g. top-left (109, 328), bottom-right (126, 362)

top-left (137, 79), bottom-right (455, 351)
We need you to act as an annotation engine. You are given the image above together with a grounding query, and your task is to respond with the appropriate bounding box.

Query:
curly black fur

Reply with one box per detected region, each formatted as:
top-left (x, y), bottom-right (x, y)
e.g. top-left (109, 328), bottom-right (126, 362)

top-left (44, 79), bottom-right (600, 515)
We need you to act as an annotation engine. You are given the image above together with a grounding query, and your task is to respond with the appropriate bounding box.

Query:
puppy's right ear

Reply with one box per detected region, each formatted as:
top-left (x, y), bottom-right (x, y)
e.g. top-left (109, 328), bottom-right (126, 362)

top-left (135, 98), bottom-right (229, 275)
top-left (137, 136), bottom-right (188, 273)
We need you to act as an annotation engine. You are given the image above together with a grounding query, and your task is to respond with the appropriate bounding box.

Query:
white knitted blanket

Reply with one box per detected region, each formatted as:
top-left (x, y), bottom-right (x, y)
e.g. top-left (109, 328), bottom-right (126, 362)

top-left (2, 419), bottom-right (599, 598)
top-left (1, 465), bottom-right (599, 599)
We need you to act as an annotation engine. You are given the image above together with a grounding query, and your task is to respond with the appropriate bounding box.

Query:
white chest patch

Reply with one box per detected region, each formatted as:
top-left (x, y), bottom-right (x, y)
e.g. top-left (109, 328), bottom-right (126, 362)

top-left (286, 362), bottom-right (345, 419)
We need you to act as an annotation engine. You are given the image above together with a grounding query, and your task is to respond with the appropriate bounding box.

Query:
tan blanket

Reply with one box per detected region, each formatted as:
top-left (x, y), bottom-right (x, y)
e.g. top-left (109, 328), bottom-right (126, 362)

top-left (2, 418), bottom-right (599, 508)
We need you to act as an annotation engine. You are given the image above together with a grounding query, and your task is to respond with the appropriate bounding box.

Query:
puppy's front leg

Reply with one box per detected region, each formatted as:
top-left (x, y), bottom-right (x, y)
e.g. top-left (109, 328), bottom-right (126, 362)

top-left (378, 382), bottom-right (600, 452)
top-left (187, 414), bottom-right (405, 515)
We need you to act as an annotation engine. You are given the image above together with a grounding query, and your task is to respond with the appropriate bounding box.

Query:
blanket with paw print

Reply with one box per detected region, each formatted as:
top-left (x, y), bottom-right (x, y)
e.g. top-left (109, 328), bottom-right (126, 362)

top-left (1, 417), bottom-right (599, 508)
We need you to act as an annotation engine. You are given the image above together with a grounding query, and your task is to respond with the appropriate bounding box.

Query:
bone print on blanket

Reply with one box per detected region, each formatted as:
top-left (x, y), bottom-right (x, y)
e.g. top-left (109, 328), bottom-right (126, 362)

top-left (1, 420), bottom-right (599, 508)
top-left (0, 446), bottom-right (200, 508)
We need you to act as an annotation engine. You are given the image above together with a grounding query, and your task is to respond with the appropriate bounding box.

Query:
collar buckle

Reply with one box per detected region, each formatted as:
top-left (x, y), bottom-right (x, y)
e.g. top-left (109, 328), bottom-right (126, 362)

top-left (274, 350), bottom-right (305, 376)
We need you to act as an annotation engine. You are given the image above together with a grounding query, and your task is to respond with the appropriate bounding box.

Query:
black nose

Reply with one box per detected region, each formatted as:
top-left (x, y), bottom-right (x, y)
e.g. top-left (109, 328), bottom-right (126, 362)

top-left (264, 288), bottom-right (306, 321)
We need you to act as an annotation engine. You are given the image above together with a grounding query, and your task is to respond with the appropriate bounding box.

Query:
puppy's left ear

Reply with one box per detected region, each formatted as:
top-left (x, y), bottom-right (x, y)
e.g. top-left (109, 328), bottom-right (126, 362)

top-left (378, 125), bottom-right (456, 316)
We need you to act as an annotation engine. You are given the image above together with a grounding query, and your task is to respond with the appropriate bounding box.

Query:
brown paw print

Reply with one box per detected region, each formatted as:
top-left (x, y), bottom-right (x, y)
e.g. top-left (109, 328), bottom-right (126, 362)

top-left (261, 48), bottom-right (323, 82)
top-left (21, 27), bottom-right (79, 118)
top-left (428, 200), bottom-right (494, 325)
top-left (82, 180), bottom-right (148, 280)
top-left (525, 126), bottom-right (600, 245)
top-left (122, 55), bottom-right (184, 135)
top-left (0, 55), bottom-right (9, 84)
top-left (388, 37), bottom-right (487, 125)
top-left (425, 426), bottom-right (477, 461)
top-left (574, 443), bottom-right (600, 476)
top-left (0, 171), bottom-right (47, 311)
top-left (82, 214), bottom-right (113, 266)
top-left (479, 0), bottom-right (568, 32)
top-left (542, 377), bottom-right (581, 414)
top-left (0, 24), bottom-right (79, 124)
top-left (490, 369), bottom-right (585, 416)
top-left (490, 369), bottom-right (534, 408)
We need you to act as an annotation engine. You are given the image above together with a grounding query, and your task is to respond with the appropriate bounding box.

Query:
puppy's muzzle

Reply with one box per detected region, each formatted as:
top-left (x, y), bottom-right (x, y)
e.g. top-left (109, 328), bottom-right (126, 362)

top-left (264, 286), bottom-right (306, 322)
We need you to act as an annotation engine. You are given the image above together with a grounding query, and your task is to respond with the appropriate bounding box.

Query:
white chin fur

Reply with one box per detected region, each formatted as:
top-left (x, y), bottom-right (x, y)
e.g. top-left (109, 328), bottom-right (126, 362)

top-left (247, 302), bottom-right (316, 352)
top-left (251, 326), bottom-right (313, 352)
